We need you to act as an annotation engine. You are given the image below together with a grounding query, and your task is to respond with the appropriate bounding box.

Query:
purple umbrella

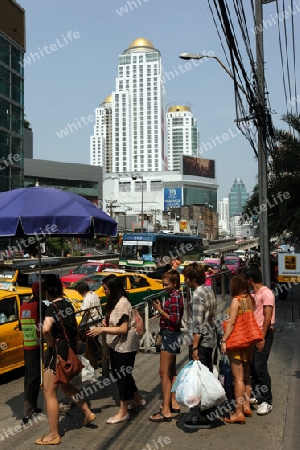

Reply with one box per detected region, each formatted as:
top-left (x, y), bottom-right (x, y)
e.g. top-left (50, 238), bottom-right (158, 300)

top-left (0, 186), bottom-right (117, 237)
top-left (0, 186), bottom-right (117, 385)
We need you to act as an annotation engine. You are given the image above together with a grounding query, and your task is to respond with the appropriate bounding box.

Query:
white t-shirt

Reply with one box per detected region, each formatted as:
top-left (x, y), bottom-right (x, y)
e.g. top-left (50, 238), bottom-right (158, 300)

top-left (80, 291), bottom-right (102, 324)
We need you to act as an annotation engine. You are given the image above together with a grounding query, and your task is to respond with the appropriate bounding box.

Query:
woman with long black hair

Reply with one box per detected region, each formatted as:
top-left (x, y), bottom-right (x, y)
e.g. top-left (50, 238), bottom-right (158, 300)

top-left (35, 275), bottom-right (95, 445)
top-left (87, 274), bottom-right (144, 424)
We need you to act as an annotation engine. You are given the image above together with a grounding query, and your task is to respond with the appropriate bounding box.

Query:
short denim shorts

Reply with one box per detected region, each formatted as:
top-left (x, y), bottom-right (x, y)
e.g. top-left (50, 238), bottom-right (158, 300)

top-left (161, 329), bottom-right (182, 355)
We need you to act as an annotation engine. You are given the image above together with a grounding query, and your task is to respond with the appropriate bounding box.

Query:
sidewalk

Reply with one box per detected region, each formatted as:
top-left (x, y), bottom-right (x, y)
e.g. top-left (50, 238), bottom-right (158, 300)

top-left (0, 290), bottom-right (299, 450)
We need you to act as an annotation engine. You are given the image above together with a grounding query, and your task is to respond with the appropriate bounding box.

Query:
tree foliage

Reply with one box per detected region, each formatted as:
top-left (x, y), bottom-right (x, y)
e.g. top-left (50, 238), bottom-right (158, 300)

top-left (243, 114), bottom-right (300, 237)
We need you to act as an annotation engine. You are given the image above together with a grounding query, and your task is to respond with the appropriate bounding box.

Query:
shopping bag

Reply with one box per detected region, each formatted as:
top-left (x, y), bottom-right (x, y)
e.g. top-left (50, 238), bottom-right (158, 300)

top-left (72, 355), bottom-right (97, 386)
top-left (133, 308), bottom-right (145, 336)
top-left (197, 361), bottom-right (227, 408)
top-left (218, 355), bottom-right (234, 401)
top-left (171, 361), bottom-right (202, 408)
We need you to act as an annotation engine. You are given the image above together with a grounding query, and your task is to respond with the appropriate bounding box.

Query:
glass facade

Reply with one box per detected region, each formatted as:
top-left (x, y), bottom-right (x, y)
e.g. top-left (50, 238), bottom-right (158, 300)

top-left (183, 187), bottom-right (217, 211)
top-left (0, 32), bottom-right (24, 191)
top-left (228, 177), bottom-right (249, 218)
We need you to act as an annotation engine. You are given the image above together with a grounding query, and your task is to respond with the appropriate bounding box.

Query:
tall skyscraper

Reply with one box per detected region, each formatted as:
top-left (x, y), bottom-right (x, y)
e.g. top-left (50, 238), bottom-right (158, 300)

top-left (167, 104), bottom-right (199, 171)
top-left (228, 177), bottom-right (249, 218)
top-left (90, 38), bottom-right (166, 173)
top-left (218, 197), bottom-right (229, 234)
top-left (90, 94), bottom-right (112, 172)
top-left (0, 0), bottom-right (25, 191)
top-left (112, 37), bottom-right (166, 172)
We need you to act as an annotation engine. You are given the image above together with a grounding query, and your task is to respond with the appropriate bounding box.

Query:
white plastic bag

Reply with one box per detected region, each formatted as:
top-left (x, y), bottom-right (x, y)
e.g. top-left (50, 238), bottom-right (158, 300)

top-left (197, 361), bottom-right (227, 409)
top-left (171, 361), bottom-right (202, 408)
top-left (72, 355), bottom-right (97, 386)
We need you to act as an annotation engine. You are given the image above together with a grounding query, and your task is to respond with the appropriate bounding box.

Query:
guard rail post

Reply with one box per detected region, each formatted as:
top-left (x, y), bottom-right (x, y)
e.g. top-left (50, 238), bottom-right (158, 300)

top-left (221, 272), bottom-right (225, 301)
top-left (138, 299), bottom-right (155, 351)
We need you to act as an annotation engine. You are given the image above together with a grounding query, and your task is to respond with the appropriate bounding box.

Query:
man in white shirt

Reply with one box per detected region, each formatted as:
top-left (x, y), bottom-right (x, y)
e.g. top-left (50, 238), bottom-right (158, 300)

top-left (76, 281), bottom-right (102, 326)
top-left (76, 281), bottom-right (102, 367)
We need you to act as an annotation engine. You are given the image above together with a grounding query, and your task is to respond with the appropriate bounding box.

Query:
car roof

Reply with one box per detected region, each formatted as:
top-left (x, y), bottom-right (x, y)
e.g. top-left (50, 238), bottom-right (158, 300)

top-left (202, 258), bottom-right (220, 262)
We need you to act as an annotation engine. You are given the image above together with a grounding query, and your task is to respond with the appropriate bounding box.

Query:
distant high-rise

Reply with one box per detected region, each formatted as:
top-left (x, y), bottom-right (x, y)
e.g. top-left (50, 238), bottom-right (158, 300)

top-left (228, 177), bottom-right (249, 218)
top-left (90, 94), bottom-right (112, 172)
top-left (0, 0), bottom-right (25, 191)
top-left (167, 104), bottom-right (199, 171)
top-left (218, 197), bottom-right (229, 234)
top-left (112, 37), bottom-right (166, 172)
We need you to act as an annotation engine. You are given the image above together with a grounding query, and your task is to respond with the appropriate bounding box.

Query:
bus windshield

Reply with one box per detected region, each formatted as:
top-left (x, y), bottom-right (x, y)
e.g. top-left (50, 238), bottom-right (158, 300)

top-left (119, 232), bottom-right (203, 272)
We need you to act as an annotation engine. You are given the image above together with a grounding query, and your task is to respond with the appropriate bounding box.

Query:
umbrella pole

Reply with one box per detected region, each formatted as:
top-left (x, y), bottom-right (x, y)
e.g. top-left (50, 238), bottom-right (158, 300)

top-left (38, 243), bottom-right (44, 391)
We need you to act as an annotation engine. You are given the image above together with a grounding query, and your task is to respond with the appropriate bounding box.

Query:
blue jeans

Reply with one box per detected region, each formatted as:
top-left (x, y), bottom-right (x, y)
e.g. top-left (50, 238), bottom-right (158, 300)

top-left (251, 330), bottom-right (274, 404)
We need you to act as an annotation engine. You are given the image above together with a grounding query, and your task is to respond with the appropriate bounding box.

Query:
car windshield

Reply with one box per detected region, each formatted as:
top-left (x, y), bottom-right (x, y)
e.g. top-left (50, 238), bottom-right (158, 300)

top-left (0, 269), bottom-right (16, 281)
top-left (225, 259), bottom-right (239, 264)
top-left (70, 275), bottom-right (106, 291)
top-left (73, 265), bottom-right (98, 275)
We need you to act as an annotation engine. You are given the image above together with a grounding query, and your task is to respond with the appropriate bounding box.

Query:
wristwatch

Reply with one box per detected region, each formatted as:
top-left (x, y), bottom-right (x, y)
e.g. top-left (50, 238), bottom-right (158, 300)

top-left (221, 340), bottom-right (226, 343)
top-left (192, 347), bottom-right (198, 351)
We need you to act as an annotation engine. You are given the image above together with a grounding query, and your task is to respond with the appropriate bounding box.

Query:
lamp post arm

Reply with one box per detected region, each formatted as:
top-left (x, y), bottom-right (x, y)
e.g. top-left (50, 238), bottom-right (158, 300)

top-left (211, 56), bottom-right (248, 97)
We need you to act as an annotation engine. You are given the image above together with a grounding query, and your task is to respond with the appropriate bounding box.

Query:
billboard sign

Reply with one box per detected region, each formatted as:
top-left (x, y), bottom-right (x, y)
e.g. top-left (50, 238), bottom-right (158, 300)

top-left (164, 188), bottom-right (182, 211)
top-left (278, 253), bottom-right (300, 282)
top-left (182, 155), bottom-right (215, 179)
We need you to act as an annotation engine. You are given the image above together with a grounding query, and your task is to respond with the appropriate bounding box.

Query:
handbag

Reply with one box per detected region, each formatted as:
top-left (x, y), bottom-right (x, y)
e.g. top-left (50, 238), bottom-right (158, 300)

top-left (133, 308), bottom-right (145, 336)
top-left (223, 296), bottom-right (263, 351)
top-left (53, 303), bottom-right (84, 384)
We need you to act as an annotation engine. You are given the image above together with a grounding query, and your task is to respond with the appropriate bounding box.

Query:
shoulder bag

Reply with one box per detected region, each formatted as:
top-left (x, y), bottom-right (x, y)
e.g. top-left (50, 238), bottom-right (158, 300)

top-left (133, 308), bottom-right (145, 337)
top-left (53, 302), bottom-right (84, 384)
top-left (222, 296), bottom-right (263, 351)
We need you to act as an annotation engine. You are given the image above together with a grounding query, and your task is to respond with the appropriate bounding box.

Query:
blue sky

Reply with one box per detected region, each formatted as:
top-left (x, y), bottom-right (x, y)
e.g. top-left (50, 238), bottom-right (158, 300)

top-left (19, 0), bottom-right (299, 200)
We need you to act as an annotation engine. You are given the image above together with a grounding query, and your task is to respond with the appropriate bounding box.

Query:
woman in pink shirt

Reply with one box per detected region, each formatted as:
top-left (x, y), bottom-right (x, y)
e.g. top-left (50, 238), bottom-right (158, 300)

top-left (205, 266), bottom-right (214, 289)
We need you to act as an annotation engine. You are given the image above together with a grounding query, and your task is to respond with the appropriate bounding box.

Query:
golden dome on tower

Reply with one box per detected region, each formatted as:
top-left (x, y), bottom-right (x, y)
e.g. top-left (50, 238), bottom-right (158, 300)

top-left (168, 105), bottom-right (191, 113)
top-left (128, 37), bottom-right (154, 50)
top-left (103, 94), bottom-right (112, 104)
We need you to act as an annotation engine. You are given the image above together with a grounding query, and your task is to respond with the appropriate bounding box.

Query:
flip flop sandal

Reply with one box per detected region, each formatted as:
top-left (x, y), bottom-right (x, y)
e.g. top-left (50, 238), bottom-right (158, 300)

top-left (159, 405), bottom-right (180, 413)
top-left (149, 411), bottom-right (172, 422)
top-left (35, 435), bottom-right (61, 445)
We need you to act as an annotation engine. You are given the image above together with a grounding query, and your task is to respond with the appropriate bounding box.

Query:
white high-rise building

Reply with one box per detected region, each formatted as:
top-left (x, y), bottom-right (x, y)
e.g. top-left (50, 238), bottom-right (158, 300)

top-left (112, 38), bottom-right (166, 173)
top-left (90, 94), bottom-right (112, 172)
top-left (167, 105), bottom-right (199, 170)
top-left (218, 197), bottom-right (229, 234)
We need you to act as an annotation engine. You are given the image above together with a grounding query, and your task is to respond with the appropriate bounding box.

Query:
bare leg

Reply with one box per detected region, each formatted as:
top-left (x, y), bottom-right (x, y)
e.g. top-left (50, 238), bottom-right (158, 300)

top-left (60, 382), bottom-right (93, 422)
top-left (230, 359), bottom-right (246, 417)
top-left (160, 351), bottom-right (174, 417)
top-left (243, 361), bottom-right (252, 410)
top-left (170, 358), bottom-right (180, 410)
top-left (42, 369), bottom-right (60, 439)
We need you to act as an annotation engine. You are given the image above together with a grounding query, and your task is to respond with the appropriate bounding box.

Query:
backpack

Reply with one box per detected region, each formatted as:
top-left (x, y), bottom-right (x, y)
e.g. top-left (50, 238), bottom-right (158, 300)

top-left (133, 308), bottom-right (145, 336)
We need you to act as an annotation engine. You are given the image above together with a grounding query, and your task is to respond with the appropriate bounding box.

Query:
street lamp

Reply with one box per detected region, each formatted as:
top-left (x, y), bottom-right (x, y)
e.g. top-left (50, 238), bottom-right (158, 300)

top-left (179, 53), bottom-right (247, 96)
top-left (132, 175), bottom-right (144, 233)
top-left (180, 49), bottom-right (270, 285)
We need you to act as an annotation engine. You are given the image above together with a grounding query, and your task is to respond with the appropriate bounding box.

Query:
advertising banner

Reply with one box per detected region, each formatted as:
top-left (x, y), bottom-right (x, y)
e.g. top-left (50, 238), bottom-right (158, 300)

top-left (164, 188), bottom-right (182, 211)
top-left (179, 220), bottom-right (187, 231)
top-left (278, 253), bottom-right (300, 282)
top-left (182, 155), bottom-right (215, 179)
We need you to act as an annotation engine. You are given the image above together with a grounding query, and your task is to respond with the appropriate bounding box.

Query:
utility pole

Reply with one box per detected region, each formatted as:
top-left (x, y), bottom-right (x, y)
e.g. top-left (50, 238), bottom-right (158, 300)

top-left (106, 199), bottom-right (118, 217)
top-left (256, 0), bottom-right (271, 287)
top-left (151, 209), bottom-right (160, 232)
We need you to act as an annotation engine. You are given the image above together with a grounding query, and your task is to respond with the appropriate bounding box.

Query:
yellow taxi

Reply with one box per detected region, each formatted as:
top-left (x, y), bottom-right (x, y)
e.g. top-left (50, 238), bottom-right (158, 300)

top-left (64, 270), bottom-right (164, 311)
top-left (0, 283), bottom-right (32, 375)
top-left (0, 282), bottom-right (82, 376)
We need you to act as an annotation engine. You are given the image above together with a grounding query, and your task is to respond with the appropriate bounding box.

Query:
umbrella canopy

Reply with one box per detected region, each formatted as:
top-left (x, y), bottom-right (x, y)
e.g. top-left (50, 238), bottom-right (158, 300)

top-left (0, 186), bottom-right (117, 238)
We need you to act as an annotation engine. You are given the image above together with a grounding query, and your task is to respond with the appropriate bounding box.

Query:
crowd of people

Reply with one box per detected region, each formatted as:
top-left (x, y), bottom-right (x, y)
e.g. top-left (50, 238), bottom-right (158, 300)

top-left (18, 252), bottom-right (277, 444)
